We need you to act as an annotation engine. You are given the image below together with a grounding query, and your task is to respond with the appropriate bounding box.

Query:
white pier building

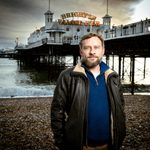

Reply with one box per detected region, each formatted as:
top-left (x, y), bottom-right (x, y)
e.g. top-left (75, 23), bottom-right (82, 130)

top-left (16, 2), bottom-right (150, 49)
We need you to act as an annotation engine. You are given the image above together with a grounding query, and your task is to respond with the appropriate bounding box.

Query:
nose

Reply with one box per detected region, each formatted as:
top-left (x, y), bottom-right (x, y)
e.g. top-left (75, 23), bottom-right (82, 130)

top-left (90, 47), bottom-right (95, 54)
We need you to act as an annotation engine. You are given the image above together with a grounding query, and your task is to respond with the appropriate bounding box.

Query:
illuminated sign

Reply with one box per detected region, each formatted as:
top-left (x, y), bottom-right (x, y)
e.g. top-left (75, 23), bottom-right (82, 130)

top-left (59, 12), bottom-right (101, 26)
top-left (61, 12), bottom-right (97, 20)
top-left (58, 19), bottom-right (100, 26)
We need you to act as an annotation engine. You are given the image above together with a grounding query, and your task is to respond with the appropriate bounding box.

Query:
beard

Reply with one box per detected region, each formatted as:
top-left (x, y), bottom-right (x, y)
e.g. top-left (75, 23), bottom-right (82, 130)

top-left (81, 56), bottom-right (102, 69)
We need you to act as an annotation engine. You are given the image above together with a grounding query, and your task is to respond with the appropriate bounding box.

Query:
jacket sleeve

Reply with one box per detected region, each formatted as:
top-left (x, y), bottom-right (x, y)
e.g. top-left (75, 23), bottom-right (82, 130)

top-left (51, 71), bottom-right (68, 150)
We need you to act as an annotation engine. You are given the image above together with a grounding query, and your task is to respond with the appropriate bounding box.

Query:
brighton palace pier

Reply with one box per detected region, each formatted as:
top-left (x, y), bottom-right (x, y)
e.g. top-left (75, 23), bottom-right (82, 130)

top-left (15, 9), bottom-right (150, 56)
top-left (14, 7), bottom-right (150, 94)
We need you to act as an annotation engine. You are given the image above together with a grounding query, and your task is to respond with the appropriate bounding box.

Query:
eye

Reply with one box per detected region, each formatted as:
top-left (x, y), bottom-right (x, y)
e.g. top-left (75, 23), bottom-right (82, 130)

top-left (94, 45), bottom-right (100, 49)
top-left (83, 46), bottom-right (90, 50)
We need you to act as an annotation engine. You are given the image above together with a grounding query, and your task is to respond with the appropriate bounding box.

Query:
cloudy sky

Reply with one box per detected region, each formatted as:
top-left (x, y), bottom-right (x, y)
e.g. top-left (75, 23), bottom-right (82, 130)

top-left (0, 0), bottom-right (149, 49)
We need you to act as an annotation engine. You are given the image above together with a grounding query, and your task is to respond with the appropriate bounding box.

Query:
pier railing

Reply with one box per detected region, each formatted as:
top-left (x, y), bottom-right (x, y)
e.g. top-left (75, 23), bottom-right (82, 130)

top-left (104, 18), bottom-right (150, 40)
top-left (16, 18), bottom-right (150, 49)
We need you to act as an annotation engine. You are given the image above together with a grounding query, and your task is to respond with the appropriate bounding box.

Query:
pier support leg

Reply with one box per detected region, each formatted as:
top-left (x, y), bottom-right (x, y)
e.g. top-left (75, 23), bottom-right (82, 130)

top-left (143, 57), bottom-right (146, 79)
top-left (118, 56), bottom-right (121, 77)
top-left (122, 56), bottom-right (125, 80)
top-left (73, 55), bottom-right (78, 66)
top-left (130, 58), bottom-right (132, 82)
top-left (131, 55), bottom-right (135, 95)
top-left (112, 54), bottom-right (114, 70)
top-left (106, 55), bottom-right (109, 66)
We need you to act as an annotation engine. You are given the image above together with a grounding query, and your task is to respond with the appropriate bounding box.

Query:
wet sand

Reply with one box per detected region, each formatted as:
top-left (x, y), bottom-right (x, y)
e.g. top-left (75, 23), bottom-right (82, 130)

top-left (0, 95), bottom-right (150, 150)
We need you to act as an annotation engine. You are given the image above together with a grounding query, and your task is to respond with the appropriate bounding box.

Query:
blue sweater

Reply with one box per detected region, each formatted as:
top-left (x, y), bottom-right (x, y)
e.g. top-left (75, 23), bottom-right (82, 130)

top-left (84, 62), bottom-right (110, 146)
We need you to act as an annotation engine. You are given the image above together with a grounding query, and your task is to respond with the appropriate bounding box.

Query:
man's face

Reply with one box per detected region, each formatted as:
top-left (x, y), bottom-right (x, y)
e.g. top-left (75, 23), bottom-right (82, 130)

top-left (80, 36), bottom-right (105, 68)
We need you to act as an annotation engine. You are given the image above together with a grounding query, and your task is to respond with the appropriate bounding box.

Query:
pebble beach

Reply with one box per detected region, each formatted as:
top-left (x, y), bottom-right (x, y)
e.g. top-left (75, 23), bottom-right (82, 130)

top-left (0, 95), bottom-right (150, 150)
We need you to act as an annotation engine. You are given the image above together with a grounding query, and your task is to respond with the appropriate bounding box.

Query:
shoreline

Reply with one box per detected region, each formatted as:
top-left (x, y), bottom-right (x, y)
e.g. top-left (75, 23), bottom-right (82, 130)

top-left (0, 95), bottom-right (150, 150)
top-left (0, 92), bottom-right (150, 100)
top-left (0, 95), bottom-right (53, 100)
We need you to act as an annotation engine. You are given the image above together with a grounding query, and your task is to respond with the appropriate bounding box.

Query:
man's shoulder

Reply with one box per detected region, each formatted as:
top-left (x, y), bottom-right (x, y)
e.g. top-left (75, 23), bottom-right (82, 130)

top-left (60, 66), bottom-right (74, 76)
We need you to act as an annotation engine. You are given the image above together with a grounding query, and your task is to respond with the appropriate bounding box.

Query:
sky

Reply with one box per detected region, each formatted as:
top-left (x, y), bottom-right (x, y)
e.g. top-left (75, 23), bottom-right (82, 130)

top-left (0, 0), bottom-right (149, 49)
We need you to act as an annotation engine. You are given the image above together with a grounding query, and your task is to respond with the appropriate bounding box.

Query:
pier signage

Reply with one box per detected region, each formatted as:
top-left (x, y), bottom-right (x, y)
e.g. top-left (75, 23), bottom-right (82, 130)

top-left (59, 11), bottom-right (101, 26)
top-left (58, 19), bottom-right (100, 26)
top-left (61, 12), bottom-right (97, 20)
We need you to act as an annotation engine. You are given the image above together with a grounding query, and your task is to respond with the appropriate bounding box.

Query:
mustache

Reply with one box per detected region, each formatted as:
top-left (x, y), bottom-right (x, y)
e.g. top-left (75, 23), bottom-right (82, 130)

top-left (87, 55), bottom-right (99, 58)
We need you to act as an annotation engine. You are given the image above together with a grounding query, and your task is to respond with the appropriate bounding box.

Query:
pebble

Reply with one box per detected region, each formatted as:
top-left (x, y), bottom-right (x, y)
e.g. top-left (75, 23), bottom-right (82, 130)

top-left (0, 95), bottom-right (149, 150)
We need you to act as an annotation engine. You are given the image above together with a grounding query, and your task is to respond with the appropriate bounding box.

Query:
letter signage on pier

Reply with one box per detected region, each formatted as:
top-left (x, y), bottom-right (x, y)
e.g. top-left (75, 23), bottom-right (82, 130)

top-left (59, 11), bottom-right (100, 26)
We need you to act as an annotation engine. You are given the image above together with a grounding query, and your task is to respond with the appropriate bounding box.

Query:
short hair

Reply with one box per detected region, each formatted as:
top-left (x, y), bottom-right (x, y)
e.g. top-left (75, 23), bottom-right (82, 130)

top-left (79, 33), bottom-right (105, 49)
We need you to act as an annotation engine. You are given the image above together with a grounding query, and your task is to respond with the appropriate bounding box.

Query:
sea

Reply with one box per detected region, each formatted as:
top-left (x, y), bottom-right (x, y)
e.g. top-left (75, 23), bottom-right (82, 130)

top-left (0, 58), bottom-right (55, 98)
top-left (0, 57), bottom-right (150, 98)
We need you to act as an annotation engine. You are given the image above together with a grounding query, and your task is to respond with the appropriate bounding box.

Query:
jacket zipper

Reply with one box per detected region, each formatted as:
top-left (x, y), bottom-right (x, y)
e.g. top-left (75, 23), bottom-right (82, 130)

top-left (95, 78), bottom-right (99, 86)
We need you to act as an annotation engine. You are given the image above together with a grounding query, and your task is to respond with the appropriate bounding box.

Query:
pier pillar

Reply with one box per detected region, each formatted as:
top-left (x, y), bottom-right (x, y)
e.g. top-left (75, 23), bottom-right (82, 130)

top-left (131, 55), bottom-right (135, 95)
top-left (143, 57), bottom-right (146, 79)
top-left (122, 56), bottom-right (125, 80)
top-left (112, 54), bottom-right (114, 70)
top-left (73, 55), bottom-right (78, 66)
top-left (106, 55), bottom-right (109, 66)
top-left (118, 56), bottom-right (121, 77)
top-left (130, 58), bottom-right (132, 82)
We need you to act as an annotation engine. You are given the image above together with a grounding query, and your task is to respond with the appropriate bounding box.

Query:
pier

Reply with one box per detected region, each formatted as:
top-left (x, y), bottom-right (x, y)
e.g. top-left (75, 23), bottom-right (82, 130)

top-left (13, 18), bottom-right (150, 94)
top-left (0, 0), bottom-right (144, 95)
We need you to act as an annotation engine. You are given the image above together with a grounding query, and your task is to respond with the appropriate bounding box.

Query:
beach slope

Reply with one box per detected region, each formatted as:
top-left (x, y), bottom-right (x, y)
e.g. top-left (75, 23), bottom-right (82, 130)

top-left (0, 95), bottom-right (150, 150)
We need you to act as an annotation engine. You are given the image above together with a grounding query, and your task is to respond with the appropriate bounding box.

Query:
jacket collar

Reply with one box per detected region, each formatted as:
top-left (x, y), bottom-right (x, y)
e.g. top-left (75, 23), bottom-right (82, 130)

top-left (73, 63), bottom-right (86, 76)
top-left (73, 61), bottom-right (110, 76)
top-left (100, 61), bottom-right (110, 74)
top-left (73, 62), bottom-right (115, 83)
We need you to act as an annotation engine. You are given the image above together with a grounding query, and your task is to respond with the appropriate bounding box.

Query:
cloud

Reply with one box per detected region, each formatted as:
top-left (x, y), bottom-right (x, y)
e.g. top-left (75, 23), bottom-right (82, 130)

top-left (50, 0), bottom-right (144, 24)
top-left (0, 0), bottom-right (145, 48)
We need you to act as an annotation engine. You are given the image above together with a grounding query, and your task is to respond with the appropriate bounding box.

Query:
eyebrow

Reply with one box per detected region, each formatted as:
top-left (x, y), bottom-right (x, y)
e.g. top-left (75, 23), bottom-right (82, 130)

top-left (82, 45), bottom-right (101, 50)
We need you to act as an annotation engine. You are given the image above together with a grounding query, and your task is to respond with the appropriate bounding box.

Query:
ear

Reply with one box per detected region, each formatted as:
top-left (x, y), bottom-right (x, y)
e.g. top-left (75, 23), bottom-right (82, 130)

top-left (80, 49), bottom-right (84, 56)
top-left (102, 47), bottom-right (105, 55)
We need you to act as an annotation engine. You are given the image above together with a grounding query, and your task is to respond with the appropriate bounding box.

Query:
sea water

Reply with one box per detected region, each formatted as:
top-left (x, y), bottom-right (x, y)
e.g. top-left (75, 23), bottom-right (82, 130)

top-left (0, 57), bottom-right (150, 97)
top-left (0, 58), bottom-right (55, 97)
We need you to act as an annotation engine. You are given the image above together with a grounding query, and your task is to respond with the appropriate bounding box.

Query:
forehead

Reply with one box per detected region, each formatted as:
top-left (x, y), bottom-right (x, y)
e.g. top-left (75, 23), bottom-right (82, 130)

top-left (81, 36), bottom-right (102, 45)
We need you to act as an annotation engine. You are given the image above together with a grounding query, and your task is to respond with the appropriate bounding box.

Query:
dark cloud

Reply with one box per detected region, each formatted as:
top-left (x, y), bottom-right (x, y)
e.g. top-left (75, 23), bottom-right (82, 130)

top-left (0, 0), bottom-right (146, 48)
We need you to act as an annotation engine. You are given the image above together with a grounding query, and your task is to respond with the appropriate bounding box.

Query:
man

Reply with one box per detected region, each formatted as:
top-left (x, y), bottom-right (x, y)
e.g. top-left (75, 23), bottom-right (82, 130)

top-left (51, 33), bottom-right (126, 150)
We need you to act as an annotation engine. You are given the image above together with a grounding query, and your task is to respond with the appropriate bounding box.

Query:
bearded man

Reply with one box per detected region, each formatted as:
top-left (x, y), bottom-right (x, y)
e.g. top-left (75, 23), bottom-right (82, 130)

top-left (51, 33), bottom-right (126, 150)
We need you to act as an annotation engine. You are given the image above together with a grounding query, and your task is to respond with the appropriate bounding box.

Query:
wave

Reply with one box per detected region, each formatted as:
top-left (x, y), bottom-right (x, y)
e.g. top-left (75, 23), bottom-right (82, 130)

top-left (0, 85), bottom-right (55, 98)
